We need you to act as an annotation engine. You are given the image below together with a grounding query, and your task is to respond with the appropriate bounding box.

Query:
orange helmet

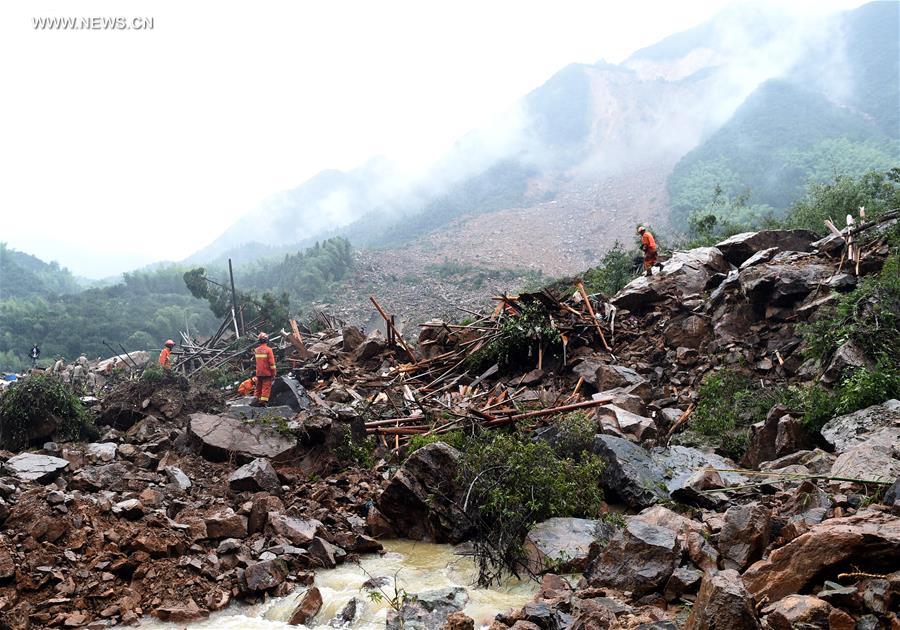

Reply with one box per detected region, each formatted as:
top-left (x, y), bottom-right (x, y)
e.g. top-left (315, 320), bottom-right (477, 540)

top-left (165, 339), bottom-right (175, 347)
top-left (257, 332), bottom-right (269, 342)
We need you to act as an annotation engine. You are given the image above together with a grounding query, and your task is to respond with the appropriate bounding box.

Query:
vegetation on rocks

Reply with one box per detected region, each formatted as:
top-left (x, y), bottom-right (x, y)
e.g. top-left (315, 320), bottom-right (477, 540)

top-left (457, 429), bottom-right (604, 586)
top-left (0, 374), bottom-right (94, 450)
top-left (465, 302), bottom-right (562, 371)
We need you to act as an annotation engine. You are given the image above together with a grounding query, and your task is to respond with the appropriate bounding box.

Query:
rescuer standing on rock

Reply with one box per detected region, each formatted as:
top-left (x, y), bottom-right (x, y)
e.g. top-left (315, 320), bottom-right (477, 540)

top-left (638, 225), bottom-right (661, 277)
top-left (251, 333), bottom-right (276, 407)
top-left (159, 339), bottom-right (175, 369)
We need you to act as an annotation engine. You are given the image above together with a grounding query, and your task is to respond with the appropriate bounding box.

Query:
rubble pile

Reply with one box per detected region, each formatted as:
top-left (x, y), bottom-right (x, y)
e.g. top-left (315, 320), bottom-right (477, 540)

top-left (0, 216), bottom-right (898, 628)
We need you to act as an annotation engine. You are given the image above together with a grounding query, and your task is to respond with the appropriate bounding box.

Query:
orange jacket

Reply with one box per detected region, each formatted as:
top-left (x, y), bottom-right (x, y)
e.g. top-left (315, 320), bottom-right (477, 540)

top-left (254, 343), bottom-right (276, 378)
top-left (159, 347), bottom-right (172, 369)
top-left (237, 378), bottom-right (255, 396)
top-left (641, 231), bottom-right (657, 254)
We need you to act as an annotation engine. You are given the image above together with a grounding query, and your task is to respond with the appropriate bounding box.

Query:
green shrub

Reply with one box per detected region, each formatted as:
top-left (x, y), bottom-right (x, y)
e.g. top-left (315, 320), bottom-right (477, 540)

top-left (334, 425), bottom-right (376, 468)
top-left (835, 361), bottom-right (900, 416)
top-left (691, 369), bottom-right (789, 460)
top-left (140, 363), bottom-right (167, 383)
top-left (552, 411), bottom-right (597, 461)
top-left (0, 374), bottom-right (93, 449)
top-left (458, 431), bottom-right (604, 586)
top-left (581, 242), bottom-right (638, 296)
top-left (465, 302), bottom-right (562, 371)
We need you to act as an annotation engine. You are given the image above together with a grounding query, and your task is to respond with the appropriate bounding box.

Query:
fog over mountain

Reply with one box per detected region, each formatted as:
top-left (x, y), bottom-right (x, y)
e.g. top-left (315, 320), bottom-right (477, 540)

top-left (192, 1), bottom-right (897, 267)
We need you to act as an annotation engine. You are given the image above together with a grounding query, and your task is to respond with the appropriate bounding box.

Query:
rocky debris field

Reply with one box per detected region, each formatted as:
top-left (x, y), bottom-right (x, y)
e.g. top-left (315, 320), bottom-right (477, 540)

top-left (1, 222), bottom-right (899, 629)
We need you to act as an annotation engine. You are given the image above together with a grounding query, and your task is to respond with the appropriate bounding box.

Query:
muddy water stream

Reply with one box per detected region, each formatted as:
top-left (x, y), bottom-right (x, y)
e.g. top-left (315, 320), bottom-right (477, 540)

top-left (140, 540), bottom-right (540, 629)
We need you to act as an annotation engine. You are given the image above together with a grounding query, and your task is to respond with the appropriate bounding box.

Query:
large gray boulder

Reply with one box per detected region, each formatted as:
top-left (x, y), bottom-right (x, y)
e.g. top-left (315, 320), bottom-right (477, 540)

top-left (188, 413), bottom-right (297, 463)
top-left (573, 359), bottom-right (649, 397)
top-left (739, 255), bottom-right (834, 306)
top-left (612, 248), bottom-right (732, 313)
top-left (686, 569), bottom-right (760, 629)
top-left (228, 458), bottom-right (280, 493)
top-left (820, 399), bottom-right (900, 452)
top-left (4, 453), bottom-right (69, 483)
top-left (829, 427), bottom-right (900, 483)
top-left (522, 517), bottom-right (614, 574)
top-left (593, 435), bottom-right (668, 508)
top-left (377, 443), bottom-right (470, 543)
top-left (596, 405), bottom-right (657, 442)
top-left (715, 229), bottom-right (817, 266)
top-left (385, 587), bottom-right (468, 630)
top-left (268, 375), bottom-right (310, 411)
top-left (588, 520), bottom-right (680, 597)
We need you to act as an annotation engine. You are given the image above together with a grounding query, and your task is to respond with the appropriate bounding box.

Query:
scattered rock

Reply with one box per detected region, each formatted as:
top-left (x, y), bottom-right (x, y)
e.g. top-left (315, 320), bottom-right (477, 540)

top-left (188, 413), bottom-right (298, 463)
top-left (592, 435), bottom-right (667, 508)
top-left (686, 569), bottom-right (760, 630)
top-left (718, 503), bottom-right (770, 571)
top-left (228, 458), bottom-right (280, 493)
top-left (243, 559), bottom-right (289, 592)
top-left (523, 517), bottom-right (612, 574)
top-left (820, 399), bottom-right (900, 452)
top-left (4, 453), bottom-right (69, 483)
top-left (377, 443), bottom-right (470, 543)
top-left (288, 587), bottom-right (322, 626)
top-left (386, 587), bottom-right (469, 630)
top-left (589, 520), bottom-right (679, 597)
top-left (715, 229), bottom-right (816, 266)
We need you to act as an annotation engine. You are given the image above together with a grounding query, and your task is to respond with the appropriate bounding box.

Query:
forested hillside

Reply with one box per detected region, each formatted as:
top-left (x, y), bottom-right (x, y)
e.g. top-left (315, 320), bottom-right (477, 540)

top-left (0, 243), bottom-right (81, 300)
top-left (667, 1), bottom-right (900, 228)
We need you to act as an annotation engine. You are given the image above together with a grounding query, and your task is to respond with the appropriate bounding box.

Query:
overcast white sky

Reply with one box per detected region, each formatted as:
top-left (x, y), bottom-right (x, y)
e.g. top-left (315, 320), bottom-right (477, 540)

top-left (0, 0), bottom-right (864, 278)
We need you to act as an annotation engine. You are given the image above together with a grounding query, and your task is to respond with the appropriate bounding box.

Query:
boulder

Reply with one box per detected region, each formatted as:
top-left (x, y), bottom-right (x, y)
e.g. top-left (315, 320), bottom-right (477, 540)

top-left (352, 331), bottom-right (387, 363)
top-left (385, 587), bottom-right (468, 630)
top-left (664, 566), bottom-right (703, 602)
top-left (69, 462), bottom-right (129, 492)
top-left (663, 314), bottom-right (712, 350)
top-left (308, 536), bottom-right (339, 568)
top-left (442, 611), bottom-right (475, 630)
top-left (715, 229), bottom-right (817, 266)
top-left (739, 259), bottom-right (834, 306)
top-left (205, 508), bottom-right (248, 539)
top-left (612, 248), bottom-right (732, 313)
top-left (742, 406), bottom-right (811, 469)
top-left (288, 587), bottom-right (322, 626)
top-left (593, 389), bottom-right (646, 416)
top-left (522, 517), bottom-right (612, 574)
top-left (592, 435), bottom-right (668, 508)
top-left (249, 493), bottom-right (285, 534)
top-left (742, 509), bottom-right (900, 603)
top-left (588, 520), bottom-right (679, 597)
top-left (164, 466), bottom-right (192, 491)
top-left (4, 453), bottom-right (69, 483)
top-left (86, 442), bottom-right (117, 462)
top-left (633, 505), bottom-right (719, 573)
top-left (660, 445), bottom-right (746, 496)
top-left (341, 326), bottom-right (366, 352)
top-left (820, 340), bottom-right (874, 385)
top-left (228, 458), bottom-right (280, 493)
top-left (188, 413), bottom-right (298, 463)
top-left (738, 247), bottom-right (779, 270)
top-left (268, 514), bottom-right (319, 545)
top-left (718, 503), bottom-right (770, 571)
top-left (820, 399), bottom-right (900, 452)
top-left (883, 476), bottom-right (900, 513)
top-left (574, 360), bottom-right (649, 396)
top-left (596, 405), bottom-right (657, 442)
top-left (113, 498), bottom-right (145, 520)
top-left (830, 427), bottom-right (900, 483)
top-left (761, 594), bottom-right (853, 630)
top-left (377, 443), bottom-right (470, 543)
top-left (686, 569), bottom-right (760, 630)
top-left (269, 375), bottom-right (311, 411)
top-left (330, 598), bottom-right (360, 626)
top-left (243, 559), bottom-right (289, 592)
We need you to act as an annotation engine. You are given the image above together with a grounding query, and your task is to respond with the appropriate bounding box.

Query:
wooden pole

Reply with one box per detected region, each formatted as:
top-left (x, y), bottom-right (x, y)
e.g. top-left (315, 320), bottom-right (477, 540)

top-left (576, 281), bottom-right (612, 351)
top-left (228, 258), bottom-right (242, 338)
top-left (369, 296), bottom-right (417, 362)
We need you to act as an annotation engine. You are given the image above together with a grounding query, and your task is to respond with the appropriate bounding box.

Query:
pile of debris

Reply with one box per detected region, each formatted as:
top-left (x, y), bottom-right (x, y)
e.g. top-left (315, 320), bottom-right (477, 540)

top-left (0, 213), bottom-right (898, 628)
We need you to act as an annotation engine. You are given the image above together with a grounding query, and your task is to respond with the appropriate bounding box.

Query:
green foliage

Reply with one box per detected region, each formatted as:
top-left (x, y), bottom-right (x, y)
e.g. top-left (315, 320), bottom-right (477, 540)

top-left (691, 369), bottom-right (788, 460)
top-left (551, 411), bottom-right (597, 462)
top-left (668, 78), bottom-right (899, 227)
top-left (834, 362), bottom-right (900, 416)
top-left (0, 243), bottom-right (81, 300)
top-left (0, 374), bottom-right (92, 449)
top-left (581, 241), bottom-right (638, 296)
top-left (140, 364), bottom-right (167, 384)
top-left (0, 264), bottom-right (219, 373)
top-left (194, 366), bottom-right (246, 390)
top-left (334, 425), bottom-right (376, 468)
top-left (459, 431), bottom-right (604, 585)
top-left (786, 170), bottom-right (900, 235)
top-left (466, 302), bottom-right (562, 371)
top-left (407, 430), bottom-right (468, 454)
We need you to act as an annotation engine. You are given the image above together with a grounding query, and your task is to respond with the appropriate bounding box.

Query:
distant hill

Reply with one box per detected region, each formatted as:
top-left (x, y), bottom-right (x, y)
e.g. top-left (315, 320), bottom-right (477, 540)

top-left (668, 1), bottom-right (900, 226)
top-left (191, 1), bottom-right (899, 272)
top-left (0, 243), bottom-right (81, 300)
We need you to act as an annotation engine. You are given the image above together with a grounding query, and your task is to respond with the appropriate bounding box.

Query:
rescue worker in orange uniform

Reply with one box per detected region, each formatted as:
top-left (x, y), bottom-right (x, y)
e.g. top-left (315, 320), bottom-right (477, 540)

top-left (251, 333), bottom-right (276, 406)
top-left (236, 376), bottom-right (257, 397)
top-left (158, 339), bottom-right (175, 369)
top-left (637, 225), bottom-right (661, 277)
